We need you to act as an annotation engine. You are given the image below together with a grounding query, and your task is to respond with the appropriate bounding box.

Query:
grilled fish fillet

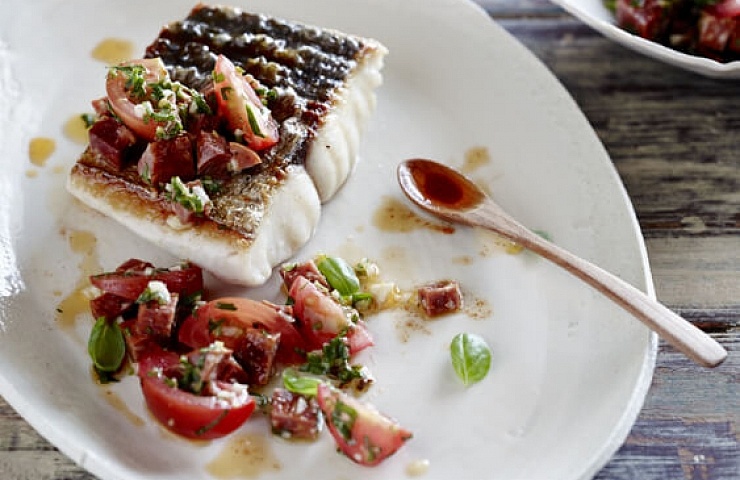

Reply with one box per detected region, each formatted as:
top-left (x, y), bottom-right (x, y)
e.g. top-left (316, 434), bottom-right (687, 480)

top-left (67, 4), bottom-right (387, 285)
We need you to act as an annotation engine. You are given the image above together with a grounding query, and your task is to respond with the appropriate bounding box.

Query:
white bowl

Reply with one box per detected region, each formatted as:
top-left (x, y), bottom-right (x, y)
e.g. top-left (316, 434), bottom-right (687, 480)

top-left (551, 0), bottom-right (740, 78)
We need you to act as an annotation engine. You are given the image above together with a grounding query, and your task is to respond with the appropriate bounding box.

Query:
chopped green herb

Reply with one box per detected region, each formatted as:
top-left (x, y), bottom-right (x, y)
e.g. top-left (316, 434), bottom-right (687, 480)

top-left (282, 368), bottom-right (322, 396)
top-left (219, 86), bottom-right (233, 101)
top-left (191, 90), bottom-right (212, 115)
top-left (301, 335), bottom-right (371, 388)
top-left (331, 400), bottom-right (357, 441)
top-left (80, 113), bottom-right (97, 128)
top-left (109, 64), bottom-right (147, 98)
top-left (165, 177), bottom-right (209, 214)
top-left (208, 319), bottom-right (224, 336)
top-left (136, 280), bottom-right (171, 305)
top-left (201, 177), bottom-right (222, 195)
top-left (212, 71), bottom-right (226, 83)
top-left (195, 409), bottom-right (229, 436)
top-left (215, 302), bottom-right (237, 311)
top-left (179, 354), bottom-right (205, 394)
top-left (245, 104), bottom-right (264, 138)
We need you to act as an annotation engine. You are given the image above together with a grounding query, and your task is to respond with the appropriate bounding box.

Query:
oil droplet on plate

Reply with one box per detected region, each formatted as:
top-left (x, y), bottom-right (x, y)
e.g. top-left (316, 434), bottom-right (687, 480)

top-left (64, 114), bottom-right (90, 145)
top-left (56, 229), bottom-right (101, 330)
top-left (29, 137), bottom-right (56, 166)
top-left (406, 458), bottom-right (431, 477)
top-left (476, 230), bottom-right (523, 257)
top-left (104, 389), bottom-right (145, 427)
top-left (91, 38), bottom-right (134, 65)
top-left (461, 146), bottom-right (491, 174)
top-left (372, 196), bottom-right (454, 235)
top-left (26, 169), bottom-right (39, 178)
top-left (206, 433), bottom-right (281, 479)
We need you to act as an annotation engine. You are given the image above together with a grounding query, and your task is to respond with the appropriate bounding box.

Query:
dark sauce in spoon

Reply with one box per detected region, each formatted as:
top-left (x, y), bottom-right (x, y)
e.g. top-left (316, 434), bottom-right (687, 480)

top-left (403, 159), bottom-right (484, 210)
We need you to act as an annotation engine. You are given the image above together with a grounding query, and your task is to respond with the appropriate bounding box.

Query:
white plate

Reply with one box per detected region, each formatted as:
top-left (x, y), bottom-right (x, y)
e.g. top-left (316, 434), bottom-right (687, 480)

top-left (0, 0), bottom-right (657, 479)
top-left (548, 0), bottom-right (740, 79)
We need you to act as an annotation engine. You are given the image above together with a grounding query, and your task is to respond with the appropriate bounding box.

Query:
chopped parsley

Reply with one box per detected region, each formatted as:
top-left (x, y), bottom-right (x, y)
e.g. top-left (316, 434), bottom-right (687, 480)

top-left (136, 280), bottom-right (171, 305)
top-left (109, 64), bottom-right (147, 98)
top-left (331, 400), bottom-right (357, 442)
top-left (301, 335), bottom-right (372, 388)
top-left (245, 104), bottom-right (264, 137)
top-left (165, 177), bottom-right (210, 214)
top-left (80, 113), bottom-right (97, 128)
top-left (215, 302), bottom-right (237, 311)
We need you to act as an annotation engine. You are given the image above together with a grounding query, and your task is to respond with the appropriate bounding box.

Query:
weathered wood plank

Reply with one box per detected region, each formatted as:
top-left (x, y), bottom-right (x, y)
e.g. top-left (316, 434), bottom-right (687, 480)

top-left (646, 237), bottom-right (740, 313)
top-left (596, 335), bottom-right (739, 479)
top-left (497, 19), bottom-right (740, 239)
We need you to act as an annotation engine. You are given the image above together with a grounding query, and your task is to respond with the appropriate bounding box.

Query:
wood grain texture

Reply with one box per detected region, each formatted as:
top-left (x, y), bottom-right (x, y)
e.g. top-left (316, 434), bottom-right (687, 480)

top-left (1, 1), bottom-right (737, 479)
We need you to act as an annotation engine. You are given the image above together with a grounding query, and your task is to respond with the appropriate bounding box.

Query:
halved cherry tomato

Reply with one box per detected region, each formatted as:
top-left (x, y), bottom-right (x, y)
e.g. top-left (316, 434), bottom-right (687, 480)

top-left (180, 297), bottom-right (306, 364)
top-left (213, 55), bottom-right (279, 151)
top-left (290, 276), bottom-right (374, 354)
top-left (138, 350), bottom-right (255, 440)
top-left (316, 383), bottom-right (412, 466)
top-left (106, 58), bottom-right (171, 141)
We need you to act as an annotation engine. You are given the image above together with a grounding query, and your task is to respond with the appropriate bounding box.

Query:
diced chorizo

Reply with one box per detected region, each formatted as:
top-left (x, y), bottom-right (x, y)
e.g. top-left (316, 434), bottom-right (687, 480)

top-left (417, 280), bottom-right (463, 317)
top-left (270, 388), bottom-right (322, 440)
top-left (90, 292), bottom-right (134, 321)
top-left (88, 116), bottom-right (137, 171)
top-left (137, 135), bottom-right (195, 186)
top-left (233, 329), bottom-right (280, 386)
top-left (279, 260), bottom-right (328, 291)
top-left (134, 292), bottom-right (179, 340)
top-left (615, 0), bottom-right (670, 40)
top-left (195, 130), bottom-right (232, 177)
top-left (183, 344), bottom-right (250, 394)
top-left (228, 142), bottom-right (262, 171)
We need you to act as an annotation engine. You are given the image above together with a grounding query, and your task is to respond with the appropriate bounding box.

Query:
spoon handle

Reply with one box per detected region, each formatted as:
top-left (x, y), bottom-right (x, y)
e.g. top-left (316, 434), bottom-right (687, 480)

top-left (472, 201), bottom-right (727, 368)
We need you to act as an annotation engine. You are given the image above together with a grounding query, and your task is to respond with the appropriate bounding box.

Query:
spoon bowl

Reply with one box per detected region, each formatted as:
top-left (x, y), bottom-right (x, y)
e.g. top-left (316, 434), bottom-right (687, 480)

top-left (397, 158), bottom-right (727, 368)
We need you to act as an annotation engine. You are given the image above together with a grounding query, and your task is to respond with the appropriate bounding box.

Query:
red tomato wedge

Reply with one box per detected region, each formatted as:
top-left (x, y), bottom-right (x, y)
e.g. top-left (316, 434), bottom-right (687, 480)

top-left (316, 383), bottom-right (412, 466)
top-left (105, 58), bottom-right (171, 142)
top-left (289, 276), bottom-right (374, 355)
top-left (213, 55), bottom-right (279, 151)
top-left (180, 297), bottom-right (305, 364)
top-left (138, 351), bottom-right (255, 440)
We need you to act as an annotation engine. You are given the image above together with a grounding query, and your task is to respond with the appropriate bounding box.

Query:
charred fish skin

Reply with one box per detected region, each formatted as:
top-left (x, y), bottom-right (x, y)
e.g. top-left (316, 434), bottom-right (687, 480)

top-left (146, 4), bottom-right (387, 201)
top-left (67, 5), bottom-right (387, 286)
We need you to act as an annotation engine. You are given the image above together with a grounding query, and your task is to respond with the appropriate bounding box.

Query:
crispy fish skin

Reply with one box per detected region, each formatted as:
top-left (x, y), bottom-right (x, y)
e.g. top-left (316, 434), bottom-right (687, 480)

top-left (146, 4), bottom-right (387, 201)
top-left (67, 5), bottom-right (387, 285)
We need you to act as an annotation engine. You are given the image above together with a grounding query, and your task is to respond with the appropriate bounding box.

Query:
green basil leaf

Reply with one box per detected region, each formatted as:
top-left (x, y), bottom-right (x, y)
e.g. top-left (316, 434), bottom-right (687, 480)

top-left (282, 368), bottom-right (321, 396)
top-left (88, 317), bottom-right (126, 373)
top-left (450, 333), bottom-right (491, 386)
top-left (316, 255), bottom-right (360, 296)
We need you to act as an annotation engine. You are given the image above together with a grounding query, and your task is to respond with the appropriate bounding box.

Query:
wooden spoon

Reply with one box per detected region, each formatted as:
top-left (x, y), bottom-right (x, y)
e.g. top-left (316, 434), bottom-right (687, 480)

top-left (397, 158), bottom-right (727, 368)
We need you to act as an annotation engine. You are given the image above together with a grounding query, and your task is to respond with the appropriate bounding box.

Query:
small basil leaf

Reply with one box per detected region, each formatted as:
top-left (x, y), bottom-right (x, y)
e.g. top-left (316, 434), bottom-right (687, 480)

top-left (282, 368), bottom-right (322, 396)
top-left (316, 255), bottom-right (360, 296)
top-left (88, 317), bottom-right (126, 373)
top-left (450, 333), bottom-right (491, 386)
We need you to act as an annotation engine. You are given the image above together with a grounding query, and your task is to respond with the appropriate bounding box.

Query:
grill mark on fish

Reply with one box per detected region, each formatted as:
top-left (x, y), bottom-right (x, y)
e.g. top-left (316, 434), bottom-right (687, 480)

top-left (137, 4), bottom-right (382, 238)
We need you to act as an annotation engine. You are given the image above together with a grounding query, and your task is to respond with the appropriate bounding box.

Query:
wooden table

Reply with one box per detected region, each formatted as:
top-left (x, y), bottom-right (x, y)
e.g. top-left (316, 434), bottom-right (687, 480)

top-left (1, 1), bottom-right (738, 478)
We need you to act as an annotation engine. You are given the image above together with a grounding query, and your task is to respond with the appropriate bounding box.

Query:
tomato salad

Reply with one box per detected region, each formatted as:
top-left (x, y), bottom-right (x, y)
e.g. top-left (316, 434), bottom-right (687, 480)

top-left (607, 0), bottom-right (740, 62)
top-left (84, 255), bottom-right (465, 466)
